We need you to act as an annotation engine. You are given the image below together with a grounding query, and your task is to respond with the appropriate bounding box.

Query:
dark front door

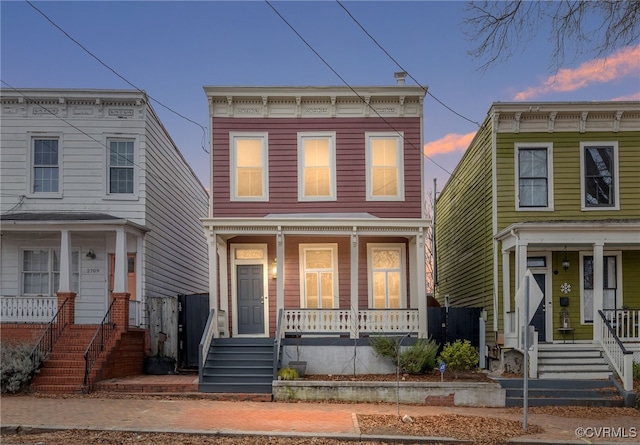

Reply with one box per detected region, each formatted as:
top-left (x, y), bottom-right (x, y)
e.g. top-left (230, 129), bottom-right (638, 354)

top-left (237, 265), bottom-right (264, 335)
top-left (531, 273), bottom-right (546, 342)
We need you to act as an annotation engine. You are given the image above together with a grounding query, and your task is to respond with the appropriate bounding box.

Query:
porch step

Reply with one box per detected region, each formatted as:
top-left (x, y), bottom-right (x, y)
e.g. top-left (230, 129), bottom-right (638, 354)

top-left (199, 338), bottom-right (274, 394)
top-left (537, 344), bottom-right (613, 380)
top-left (495, 378), bottom-right (624, 407)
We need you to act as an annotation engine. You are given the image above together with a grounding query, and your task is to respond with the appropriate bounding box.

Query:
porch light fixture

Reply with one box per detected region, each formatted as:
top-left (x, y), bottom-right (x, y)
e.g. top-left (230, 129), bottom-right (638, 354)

top-left (562, 246), bottom-right (570, 271)
top-left (86, 249), bottom-right (96, 260)
top-left (272, 258), bottom-right (277, 280)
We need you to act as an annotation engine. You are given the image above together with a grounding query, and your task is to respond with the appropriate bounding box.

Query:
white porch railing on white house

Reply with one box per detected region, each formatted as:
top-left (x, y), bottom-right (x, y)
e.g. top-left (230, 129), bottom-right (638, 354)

top-left (0, 296), bottom-right (57, 322)
top-left (282, 309), bottom-right (420, 338)
top-left (598, 310), bottom-right (634, 391)
top-left (602, 309), bottom-right (640, 341)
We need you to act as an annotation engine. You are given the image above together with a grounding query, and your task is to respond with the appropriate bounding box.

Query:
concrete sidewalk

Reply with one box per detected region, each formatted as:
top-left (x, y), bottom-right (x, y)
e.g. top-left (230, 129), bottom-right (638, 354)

top-left (1, 394), bottom-right (639, 443)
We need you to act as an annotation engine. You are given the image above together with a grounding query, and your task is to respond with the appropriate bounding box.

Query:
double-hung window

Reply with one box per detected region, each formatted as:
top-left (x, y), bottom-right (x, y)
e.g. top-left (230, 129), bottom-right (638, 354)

top-left (22, 249), bottom-right (79, 296)
top-left (516, 143), bottom-right (553, 210)
top-left (581, 254), bottom-right (619, 323)
top-left (299, 244), bottom-right (338, 309)
top-left (230, 132), bottom-right (268, 201)
top-left (366, 133), bottom-right (404, 201)
top-left (581, 142), bottom-right (618, 210)
top-left (31, 138), bottom-right (60, 195)
top-left (108, 139), bottom-right (135, 195)
top-left (298, 132), bottom-right (336, 201)
top-left (368, 244), bottom-right (406, 308)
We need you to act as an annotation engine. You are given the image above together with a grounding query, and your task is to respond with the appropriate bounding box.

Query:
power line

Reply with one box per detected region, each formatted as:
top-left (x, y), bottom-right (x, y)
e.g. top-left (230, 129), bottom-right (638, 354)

top-left (336, 0), bottom-right (481, 128)
top-left (265, 0), bottom-right (455, 178)
top-left (24, 0), bottom-right (209, 154)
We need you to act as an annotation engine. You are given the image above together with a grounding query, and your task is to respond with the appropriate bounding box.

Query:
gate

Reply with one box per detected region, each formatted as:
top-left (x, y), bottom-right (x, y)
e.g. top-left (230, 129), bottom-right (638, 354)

top-left (428, 307), bottom-right (482, 351)
top-left (177, 293), bottom-right (209, 369)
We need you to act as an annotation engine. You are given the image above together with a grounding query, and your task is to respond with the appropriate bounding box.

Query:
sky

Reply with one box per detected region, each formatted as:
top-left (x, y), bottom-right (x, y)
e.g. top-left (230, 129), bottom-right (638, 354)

top-left (2, 0), bottom-right (639, 199)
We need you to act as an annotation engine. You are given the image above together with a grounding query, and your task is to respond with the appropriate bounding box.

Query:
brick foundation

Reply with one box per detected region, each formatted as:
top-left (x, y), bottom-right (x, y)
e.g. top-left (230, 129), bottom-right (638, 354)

top-left (0, 324), bottom-right (47, 345)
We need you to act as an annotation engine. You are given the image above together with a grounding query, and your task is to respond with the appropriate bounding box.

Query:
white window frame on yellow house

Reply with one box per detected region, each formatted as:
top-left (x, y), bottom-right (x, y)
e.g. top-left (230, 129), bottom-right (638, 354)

top-left (579, 251), bottom-right (622, 324)
top-left (367, 243), bottom-right (406, 308)
top-left (365, 132), bottom-right (404, 201)
top-left (580, 141), bottom-right (619, 211)
top-left (514, 142), bottom-right (554, 211)
top-left (229, 132), bottom-right (269, 202)
top-left (298, 243), bottom-right (339, 309)
top-left (297, 132), bottom-right (336, 201)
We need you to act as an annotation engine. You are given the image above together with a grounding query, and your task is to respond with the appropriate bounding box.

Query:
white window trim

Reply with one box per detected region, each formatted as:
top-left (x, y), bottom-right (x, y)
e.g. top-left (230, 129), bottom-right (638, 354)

top-left (297, 131), bottom-right (337, 202)
top-left (27, 132), bottom-right (63, 198)
top-left (580, 141), bottom-right (619, 211)
top-left (365, 132), bottom-right (405, 201)
top-left (230, 243), bottom-right (269, 337)
top-left (229, 132), bottom-right (269, 202)
top-left (20, 248), bottom-right (80, 297)
top-left (298, 243), bottom-right (339, 308)
top-left (367, 243), bottom-right (407, 308)
top-left (103, 135), bottom-right (139, 200)
top-left (514, 142), bottom-right (554, 211)
top-left (579, 251), bottom-right (623, 324)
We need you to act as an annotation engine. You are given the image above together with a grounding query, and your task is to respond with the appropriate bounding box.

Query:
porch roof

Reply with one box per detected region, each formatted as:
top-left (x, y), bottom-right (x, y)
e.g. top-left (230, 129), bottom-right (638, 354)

top-left (496, 220), bottom-right (640, 250)
top-left (0, 212), bottom-right (149, 233)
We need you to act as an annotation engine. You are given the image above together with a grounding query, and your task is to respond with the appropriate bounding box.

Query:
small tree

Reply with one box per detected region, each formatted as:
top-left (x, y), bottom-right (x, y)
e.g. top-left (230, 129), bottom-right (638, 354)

top-left (438, 339), bottom-right (479, 378)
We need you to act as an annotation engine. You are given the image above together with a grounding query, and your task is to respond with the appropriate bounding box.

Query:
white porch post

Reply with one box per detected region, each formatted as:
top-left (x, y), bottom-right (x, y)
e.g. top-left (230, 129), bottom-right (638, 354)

top-left (113, 228), bottom-right (128, 294)
top-left (207, 230), bottom-right (219, 336)
top-left (515, 241), bottom-right (528, 347)
top-left (58, 229), bottom-right (72, 293)
top-left (593, 242), bottom-right (604, 340)
top-left (350, 229), bottom-right (359, 339)
top-left (276, 228), bottom-right (285, 312)
top-left (415, 229), bottom-right (427, 338)
top-left (218, 239), bottom-right (228, 337)
top-left (502, 250), bottom-right (511, 339)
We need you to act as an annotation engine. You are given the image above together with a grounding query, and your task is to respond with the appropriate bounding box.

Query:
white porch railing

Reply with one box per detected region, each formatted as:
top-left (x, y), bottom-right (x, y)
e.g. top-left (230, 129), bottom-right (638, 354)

top-left (283, 309), bottom-right (419, 338)
top-left (0, 296), bottom-right (57, 322)
top-left (599, 310), bottom-right (634, 391)
top-left (602, 309), bottom-right (640, 341)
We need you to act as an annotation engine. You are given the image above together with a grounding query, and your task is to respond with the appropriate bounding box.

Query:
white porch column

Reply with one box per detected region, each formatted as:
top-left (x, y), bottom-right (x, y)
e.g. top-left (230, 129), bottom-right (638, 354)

top-left (218, 239), bottom-right (229, 336)
top-left (207, 230), bottom-right (219, 333)
top-left (113, 228), bottom-right (128, 294)
top-left (350, 228), bottom-right (358, 311)
top-left (516, 241), bottom-right (528, 289)
top-left (593, 242), bottom-right (604, 340)
top-left (415, 229), bottom-right (427, 338)
top-left (58, 229), bottom-right (72, 293)
top-left (502, 249), bottom-right (511, 338)
top-left (276, 228), bottom-right (285, 311)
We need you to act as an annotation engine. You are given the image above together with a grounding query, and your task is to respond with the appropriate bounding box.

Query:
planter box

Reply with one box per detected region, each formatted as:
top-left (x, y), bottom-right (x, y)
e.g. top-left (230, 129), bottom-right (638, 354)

top-left (143, 356), bottom-right (176, 375)
top-left (272, 380), bottom-right (505, 407)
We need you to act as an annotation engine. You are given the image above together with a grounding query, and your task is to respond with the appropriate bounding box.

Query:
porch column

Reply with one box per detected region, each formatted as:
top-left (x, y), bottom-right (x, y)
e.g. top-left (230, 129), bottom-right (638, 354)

top-left (349, 228), bottom-right (358, 318)
top-left (502, 249), bottom-right (512, 341)
top-left (414, 229), bottom-right (427, 338)
top-left (207, 229), bottom-right (219, 336)
top-left (276, 228), bottom-right (285, 312)
top-left (111, 228), bottom-right (129, 331)
top-left (57, 229), bottom-right (76, 324)
top-left (592, 242), bottom-right (604, 340)
top-left (515, 241), bottom-right (527, 347)
top-left (218, 239), bottom-right (229, 337)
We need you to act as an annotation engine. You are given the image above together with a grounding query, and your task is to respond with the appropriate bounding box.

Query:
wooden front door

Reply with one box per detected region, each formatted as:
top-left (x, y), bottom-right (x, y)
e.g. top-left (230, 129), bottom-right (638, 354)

top-left (236, 264), bottom-right (264, 335)
top-left (109, 253), bottom-right (137, 300)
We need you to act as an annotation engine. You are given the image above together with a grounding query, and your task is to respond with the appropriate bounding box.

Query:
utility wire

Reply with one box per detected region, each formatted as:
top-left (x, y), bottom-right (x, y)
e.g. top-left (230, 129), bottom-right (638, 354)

top-left (337, 0), bottom-right (481, 128)
top-left (265, 0), bottom-right (455, 178)
top-left (24, 0), bottom-right (210, 154)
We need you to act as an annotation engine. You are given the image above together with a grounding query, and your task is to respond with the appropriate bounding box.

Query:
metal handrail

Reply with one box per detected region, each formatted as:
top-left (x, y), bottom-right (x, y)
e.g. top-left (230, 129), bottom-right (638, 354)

top-left (83, 299), bottom-right (117, 388)
top-left (30, 298), bottom-right (70, 365)
top-left (598, 310), bottom-right (634, 391)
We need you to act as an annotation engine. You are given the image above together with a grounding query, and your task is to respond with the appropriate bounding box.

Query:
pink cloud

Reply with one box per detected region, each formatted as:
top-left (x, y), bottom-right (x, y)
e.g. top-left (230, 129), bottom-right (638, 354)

top-left (611, 91), bottom-right (640, 101)
top-left (514, 45), bottom-right (640, 100)
top-left (423, 132), bottom-right (475, 156)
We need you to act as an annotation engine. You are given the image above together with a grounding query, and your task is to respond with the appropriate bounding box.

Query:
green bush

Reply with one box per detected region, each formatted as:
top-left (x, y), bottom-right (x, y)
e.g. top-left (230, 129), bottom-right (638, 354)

top-left (1, 343), bottom-right (44, 393)
top-left (438, 339), bottom-right (479, 377)
top-left (277, 367), bottom-right (299, 380)
top-left (370, 336), bottom-right (439, 374)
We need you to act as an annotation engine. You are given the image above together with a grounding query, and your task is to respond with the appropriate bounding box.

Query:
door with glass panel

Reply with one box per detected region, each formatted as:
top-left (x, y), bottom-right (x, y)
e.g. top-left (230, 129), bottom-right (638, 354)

top-left (301, 246), bottom-right (336, 309)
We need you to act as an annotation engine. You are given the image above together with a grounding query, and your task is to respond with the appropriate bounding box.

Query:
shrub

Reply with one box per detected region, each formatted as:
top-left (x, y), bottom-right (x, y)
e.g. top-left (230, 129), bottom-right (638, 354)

top-left (438, 339), bottom-right (479, 377)
top-left (277, 367), bottom-right (299, 380)
top-left (633, 361), bottom-right (640, 382)
top-left (1, 343), bottom-right (44, 394)
top-left (370, 336), bottom-right (439, 374)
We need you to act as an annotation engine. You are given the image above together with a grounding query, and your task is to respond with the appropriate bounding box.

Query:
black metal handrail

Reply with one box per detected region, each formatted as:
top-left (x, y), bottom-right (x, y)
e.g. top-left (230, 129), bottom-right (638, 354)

top-left (30, 298), bottom-right (70, 365)
top-left (83, 299), bottom-right (117, 388)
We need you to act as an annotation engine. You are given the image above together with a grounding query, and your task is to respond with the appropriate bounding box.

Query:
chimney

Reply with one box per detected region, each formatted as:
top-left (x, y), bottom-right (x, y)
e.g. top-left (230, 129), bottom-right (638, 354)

top-left (394, 71), bottom-right (407, 85)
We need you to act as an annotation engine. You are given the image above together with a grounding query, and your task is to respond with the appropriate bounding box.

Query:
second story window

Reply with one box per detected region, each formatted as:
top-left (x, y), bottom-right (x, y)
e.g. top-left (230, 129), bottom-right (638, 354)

top-left (298, 132), bottom-right (336, 201)
top-left (108, 140), bottom-right (135, 195)
top-left (230, 133), bottom-right (268, 201)
top-left (32, 138), bottom-right (59, 194)
top-left (581, 142), bottom-right (618, 210)
top-left (366, 133), bottom-right (404, 201)
top-left (516, 144), bottom-right (553, 210)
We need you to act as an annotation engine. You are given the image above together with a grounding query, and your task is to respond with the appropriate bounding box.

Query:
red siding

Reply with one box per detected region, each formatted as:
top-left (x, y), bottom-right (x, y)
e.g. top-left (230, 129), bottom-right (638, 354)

top-left (212, 117), bottom-right (423, 218)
